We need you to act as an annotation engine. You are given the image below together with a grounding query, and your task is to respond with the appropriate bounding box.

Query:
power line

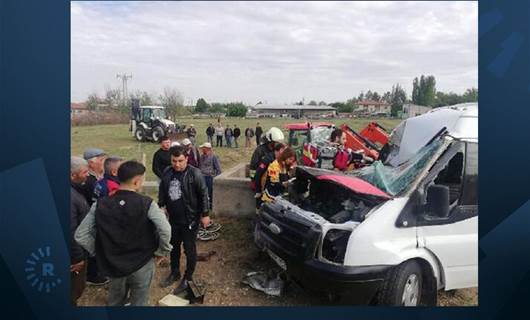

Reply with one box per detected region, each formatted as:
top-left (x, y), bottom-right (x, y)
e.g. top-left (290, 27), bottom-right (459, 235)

top-left (116, 73), bottom-right (132, 102)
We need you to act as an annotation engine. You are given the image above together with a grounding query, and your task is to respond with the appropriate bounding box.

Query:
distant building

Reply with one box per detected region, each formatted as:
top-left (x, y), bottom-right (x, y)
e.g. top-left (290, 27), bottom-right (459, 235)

top-left (355, 100), bottom-right (391, 116)
top-left (401, 103), bottom-right (431, 118)
top-left (71, 102), bottom-right (88, 118)
top-left (248, 104), bottom-right (336, 119)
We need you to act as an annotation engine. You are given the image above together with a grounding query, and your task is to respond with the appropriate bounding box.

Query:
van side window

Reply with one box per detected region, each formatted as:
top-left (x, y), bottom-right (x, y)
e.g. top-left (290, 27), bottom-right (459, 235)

top-left (433, 150), bottom-right (464, 206)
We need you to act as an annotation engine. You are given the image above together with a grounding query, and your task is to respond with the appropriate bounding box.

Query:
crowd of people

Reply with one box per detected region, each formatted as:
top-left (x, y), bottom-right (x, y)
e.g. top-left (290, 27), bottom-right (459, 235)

top-left (70, 121), bottom-right (368, 306)
top-left (70, 133), bottom-right (222, 306)
top-left (201, 122), bottom-right (263, 148)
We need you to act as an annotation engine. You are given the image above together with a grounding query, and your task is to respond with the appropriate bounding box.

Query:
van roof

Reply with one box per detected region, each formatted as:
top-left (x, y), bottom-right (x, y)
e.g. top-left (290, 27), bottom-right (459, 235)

top-left (424, 103), bottom-right (477, 142)
top-left (387, 103), bottom-right (477, 166)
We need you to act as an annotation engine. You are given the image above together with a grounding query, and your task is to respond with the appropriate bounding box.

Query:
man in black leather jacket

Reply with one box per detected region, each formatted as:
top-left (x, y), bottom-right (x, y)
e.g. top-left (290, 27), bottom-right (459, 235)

top-left (158, 145), bottom-right (210, 292)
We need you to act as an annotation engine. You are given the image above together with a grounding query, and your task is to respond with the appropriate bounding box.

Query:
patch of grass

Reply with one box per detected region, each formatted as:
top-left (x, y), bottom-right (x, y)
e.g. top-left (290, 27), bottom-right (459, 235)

top-left (71, 117), bottom-right (401, 182)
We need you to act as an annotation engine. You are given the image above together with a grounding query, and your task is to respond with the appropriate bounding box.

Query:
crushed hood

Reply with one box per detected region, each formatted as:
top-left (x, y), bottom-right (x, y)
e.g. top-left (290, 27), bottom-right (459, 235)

top-left (296, 166), bottom-right (391, 200)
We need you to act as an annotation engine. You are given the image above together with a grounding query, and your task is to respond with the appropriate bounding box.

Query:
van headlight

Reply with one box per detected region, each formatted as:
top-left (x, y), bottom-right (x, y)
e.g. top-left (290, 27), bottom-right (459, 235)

top-left (321, 229), bottom-right (352, 264)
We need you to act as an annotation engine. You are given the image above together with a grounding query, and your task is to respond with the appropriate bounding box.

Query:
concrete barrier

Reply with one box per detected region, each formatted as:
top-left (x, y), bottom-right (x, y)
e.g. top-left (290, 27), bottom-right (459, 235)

top-left (142, 163), bottom-right (255, 217)
top-left (213, 163), bottom-right (255, 217)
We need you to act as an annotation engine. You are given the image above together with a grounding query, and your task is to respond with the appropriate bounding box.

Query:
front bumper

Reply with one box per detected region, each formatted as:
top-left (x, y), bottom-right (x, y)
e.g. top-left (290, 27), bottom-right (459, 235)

top-left (256, 220), bottom-right (391, 304)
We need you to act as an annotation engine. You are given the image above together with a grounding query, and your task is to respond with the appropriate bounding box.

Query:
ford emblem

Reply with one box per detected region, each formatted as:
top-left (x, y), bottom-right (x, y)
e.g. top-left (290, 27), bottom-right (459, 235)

top-left (268, 223), bottom-right (282, 235)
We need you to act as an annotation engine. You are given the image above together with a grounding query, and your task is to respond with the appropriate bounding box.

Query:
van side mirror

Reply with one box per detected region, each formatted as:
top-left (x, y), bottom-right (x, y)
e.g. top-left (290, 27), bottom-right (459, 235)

top-left (426, 184), bottom-right (450, 218)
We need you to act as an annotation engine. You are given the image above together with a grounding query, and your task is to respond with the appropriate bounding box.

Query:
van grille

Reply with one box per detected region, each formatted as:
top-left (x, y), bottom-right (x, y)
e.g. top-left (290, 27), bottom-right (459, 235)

top-left (258, 202), bottom-right (321, 260)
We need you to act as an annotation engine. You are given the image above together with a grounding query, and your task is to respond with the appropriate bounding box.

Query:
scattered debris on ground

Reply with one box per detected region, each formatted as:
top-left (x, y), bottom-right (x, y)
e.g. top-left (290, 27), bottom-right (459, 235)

top-left (242, 271), bottom-right (284, 297)
top-left (78, 216), bottom-right (478, 306)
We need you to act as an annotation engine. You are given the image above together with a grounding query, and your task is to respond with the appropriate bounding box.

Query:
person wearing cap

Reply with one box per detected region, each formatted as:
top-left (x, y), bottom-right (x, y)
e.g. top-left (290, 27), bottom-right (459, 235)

top-left (80, 148), bottom-right (107, 206)
top-left (186, 124), bottom-right (197, 145)
top-left (181, 138), bottom-right (201, 168)
top-left (152, 136), bottom-right (172, 179)
top-left (198, 142), bottom-right (222, 209)
top-left (81, 148), bottom-right (109, 286)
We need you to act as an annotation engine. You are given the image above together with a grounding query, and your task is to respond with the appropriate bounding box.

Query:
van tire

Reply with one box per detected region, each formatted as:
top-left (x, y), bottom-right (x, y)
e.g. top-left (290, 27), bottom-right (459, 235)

top-left (376, 260), bottom-right (425, 306)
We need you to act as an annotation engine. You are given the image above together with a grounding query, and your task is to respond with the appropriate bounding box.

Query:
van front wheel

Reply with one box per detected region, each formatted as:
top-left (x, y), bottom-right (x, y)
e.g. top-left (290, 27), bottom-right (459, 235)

top-left (376, 261), bottom-right (427, 306)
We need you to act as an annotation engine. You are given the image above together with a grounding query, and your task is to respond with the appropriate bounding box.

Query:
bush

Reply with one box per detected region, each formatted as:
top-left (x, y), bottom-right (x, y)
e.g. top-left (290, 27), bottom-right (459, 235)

top-left (71, 111), bottom-right (129, 126)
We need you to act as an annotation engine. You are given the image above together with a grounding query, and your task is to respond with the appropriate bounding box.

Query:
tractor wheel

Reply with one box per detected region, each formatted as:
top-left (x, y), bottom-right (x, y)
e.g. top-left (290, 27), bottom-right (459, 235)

top-left (135, 127), bottom-right (146, 142)
top-left (151, 126), bottom-right (165, 143)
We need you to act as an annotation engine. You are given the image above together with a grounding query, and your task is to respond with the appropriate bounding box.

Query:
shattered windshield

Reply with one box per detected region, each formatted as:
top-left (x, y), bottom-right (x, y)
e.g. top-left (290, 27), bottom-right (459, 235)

top-left (351, 139), bottom-right (443, 196)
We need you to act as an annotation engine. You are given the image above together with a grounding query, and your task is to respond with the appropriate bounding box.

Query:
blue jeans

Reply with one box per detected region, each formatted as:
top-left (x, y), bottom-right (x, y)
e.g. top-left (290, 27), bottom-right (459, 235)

top-left (107, 258), bottom-right (155, 306)
top-left (204, 175), bottom-right (214, 209)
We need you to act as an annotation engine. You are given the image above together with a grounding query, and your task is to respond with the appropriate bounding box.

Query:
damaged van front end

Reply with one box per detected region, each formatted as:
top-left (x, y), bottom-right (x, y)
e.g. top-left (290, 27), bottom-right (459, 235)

top-left (254, 167), bottom-right (395, 304)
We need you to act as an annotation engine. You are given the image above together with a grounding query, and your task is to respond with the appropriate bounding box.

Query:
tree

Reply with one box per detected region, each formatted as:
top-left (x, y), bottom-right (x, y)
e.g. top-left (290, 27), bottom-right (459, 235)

top-left (330, 102), bottom-right (353, 113)
top-left (104, 86), bottom-right (122, 110)
top-left (318, 101), bottom-right (327, 106)
top-left (463, 88), bottom-right (478, 102)
top-left (382, 91), bottom-right (392, 103)
top-left (412, 77), bottom-right (420, 104)
top-left (372, 92), bottom-right (381, 102)
top-left (195, 98), bottom-right (210, 113)
top-left (86, 93), bottom-right (99, 111)
top-left (130, 90), bottom-right (156, 106)
top-left (423, 75), bottom-right (436, 106)
top-left (434, 87), bottom-right (478, 108)
top-left (308, 100), bottom-right (318, 106)
top-left (226, 102), bottom-right (248, 117)
top-left (209, 103), bottom-right (226, 114)
top-left (412, 75), bottom-right (436, 106)
top-left (159, 87), bottom-right (184, 120)
top-left (389, 83), bottom-right (407, 117)
top-left (365, 90), bottom-right (373, 101)
top-left (358, 92), bottom-right (365, 101)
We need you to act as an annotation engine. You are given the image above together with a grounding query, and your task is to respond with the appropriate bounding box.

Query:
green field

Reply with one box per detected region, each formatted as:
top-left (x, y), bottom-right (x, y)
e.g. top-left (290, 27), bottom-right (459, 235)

top-left (71, 117), bottom-right (401, 181)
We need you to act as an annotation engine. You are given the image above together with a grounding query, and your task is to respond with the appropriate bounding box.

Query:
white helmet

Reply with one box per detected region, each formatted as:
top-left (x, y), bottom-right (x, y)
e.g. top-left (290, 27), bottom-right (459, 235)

top-left (265, 127), bottom-right (285, 142)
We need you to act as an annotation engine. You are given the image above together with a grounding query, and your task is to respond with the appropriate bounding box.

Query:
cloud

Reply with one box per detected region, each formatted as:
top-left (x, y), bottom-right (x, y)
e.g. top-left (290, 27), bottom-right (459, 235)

top-left (71, 1), bottom-right (478, 104)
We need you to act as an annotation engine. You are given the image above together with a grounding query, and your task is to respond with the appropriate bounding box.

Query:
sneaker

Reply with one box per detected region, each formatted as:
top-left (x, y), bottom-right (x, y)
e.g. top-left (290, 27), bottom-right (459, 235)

top-left (173, 279), bottom-right (190, 295)
top-left (160, 272), bottom-right (181, 288)
top-left (86, 275), bottom-right (109, 286)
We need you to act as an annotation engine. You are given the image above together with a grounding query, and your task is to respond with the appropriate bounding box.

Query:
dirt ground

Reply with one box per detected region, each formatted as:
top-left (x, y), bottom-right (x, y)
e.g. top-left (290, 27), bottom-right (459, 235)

top-left (78, 216), bottom-right (477, 307)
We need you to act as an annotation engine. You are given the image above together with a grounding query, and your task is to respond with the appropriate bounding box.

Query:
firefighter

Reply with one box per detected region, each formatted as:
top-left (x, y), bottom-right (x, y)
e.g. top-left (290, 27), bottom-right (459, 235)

top-left (261, 147), bottom-right (297, 203)
top-left (249, 127), bottom-right (285, 204)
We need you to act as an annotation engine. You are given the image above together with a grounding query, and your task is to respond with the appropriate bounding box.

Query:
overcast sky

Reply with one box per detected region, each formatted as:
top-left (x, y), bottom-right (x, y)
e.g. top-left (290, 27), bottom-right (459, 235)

top-left (71, 1), bottom-right (477, 104)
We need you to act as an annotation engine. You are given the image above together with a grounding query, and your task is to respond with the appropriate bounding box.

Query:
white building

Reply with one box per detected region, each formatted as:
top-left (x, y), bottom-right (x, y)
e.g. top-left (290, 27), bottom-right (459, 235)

top-left (402, 103), bottom-right (431, 118)
top-left (249, 104), bottom-right (336, 119)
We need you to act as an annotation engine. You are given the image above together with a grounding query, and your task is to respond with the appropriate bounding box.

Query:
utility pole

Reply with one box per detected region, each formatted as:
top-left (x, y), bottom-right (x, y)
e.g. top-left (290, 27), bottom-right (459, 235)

top-left (116, 73), bottom-right (132, 103)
